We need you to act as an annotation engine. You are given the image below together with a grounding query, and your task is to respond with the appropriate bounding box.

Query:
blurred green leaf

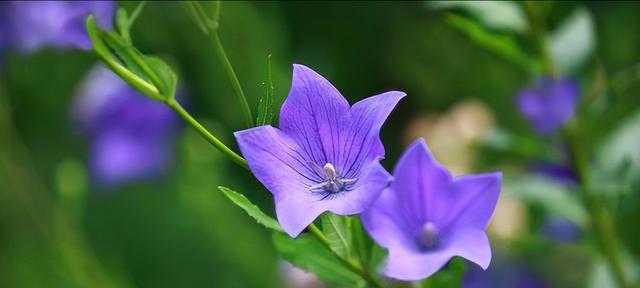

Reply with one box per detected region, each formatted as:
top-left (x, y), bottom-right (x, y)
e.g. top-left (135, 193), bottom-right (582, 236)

top-left (256, 54), bottom-right (275, 126)
top-left (596, 109), bottom-right (640, 187)
top-left (272, 232), bottom-right (365, 286)
top-left (504, 175), bottom-right (588, 228)
top-left (429, 1), bottom-right (528, 33)
top-left (476, 129), bottom-right (562, 163)
top-left (218, 186), bottom-right (283, 232)
top-left (446, 14), bottom-right (538, 72)
top-left (587, 250), bottom-right (639, 288)
top-left (321, 213), bottom-right (351, 258)
top-left (420, 257), bottom-right (467, 288)
top-left (549, 7), bottom-right (595, 75)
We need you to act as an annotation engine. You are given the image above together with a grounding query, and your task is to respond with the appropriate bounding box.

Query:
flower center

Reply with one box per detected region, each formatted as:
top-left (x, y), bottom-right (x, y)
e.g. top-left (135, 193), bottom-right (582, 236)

top-left (308, 163), bottom-right (356, 196)
top-left (419, 222), bottom-right (439, 249)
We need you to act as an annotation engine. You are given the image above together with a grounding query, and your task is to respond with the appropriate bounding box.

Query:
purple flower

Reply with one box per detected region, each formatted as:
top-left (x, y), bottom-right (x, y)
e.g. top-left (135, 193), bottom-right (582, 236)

top-left (463, 260), bottom-right (547, 288)
top-left (533, 163), bottom-right (578, 185)
top-left (538, 217), bottom-right (582, 243)
top-left (2, 1), bottom-right (114, 52)
top-left (517, 77), bottom-right (580, 134)
top-left (73, 64), bottom-right (179, 187)
top-left (234, 64), bottom-right (405, 237)
top-left (361, 139), bottom-right (501, 281)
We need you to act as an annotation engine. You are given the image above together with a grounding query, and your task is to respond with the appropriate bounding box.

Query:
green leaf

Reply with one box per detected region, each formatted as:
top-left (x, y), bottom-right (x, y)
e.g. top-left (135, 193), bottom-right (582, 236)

top-left (144, 56), bottom-right (178, 101)
top-left (504, 176), bottom-right (588, 228)
top-left (446, 14), bottom-right (538, 72)
top-left (218, 186), bottom-right (283, 232)
top-left (475, 129), bottom-right (563, 163)
top-left (85, 16), bottom-right (163, 101)
top-left (420, 257), bottom-right (467, 288)
top-left (549, 7), bottom-right (595, 75)
top-left (272, 232), bottom-right (364, 286)
top-left (429, 1), bottom-right (528, 33)
top-left (256, 54), bottom-right (275, 126)
top-left (321, 213), bottom-right (351, 258)
top-left (350, 217), bottom-right (372, 268)
top-left (592, 110), bottom-right (640, 186)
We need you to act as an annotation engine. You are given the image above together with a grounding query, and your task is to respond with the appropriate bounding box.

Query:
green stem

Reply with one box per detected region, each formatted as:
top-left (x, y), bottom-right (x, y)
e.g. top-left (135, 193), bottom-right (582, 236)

top-left (167, 99), bottom-right (248, 169)
top-left (523, 1), bottom-right (556, 76)
top-left (210, 31), bottom-right (254, 127)
top-left (565, 127), bottom-right (629, 288)
top-left (309, 224), bottom-right (383, 288)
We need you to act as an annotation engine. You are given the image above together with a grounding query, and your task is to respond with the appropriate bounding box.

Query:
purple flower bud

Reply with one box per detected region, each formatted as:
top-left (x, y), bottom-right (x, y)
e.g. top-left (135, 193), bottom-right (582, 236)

top-left (517, 77), bottom-right (580, 135)
top-left (73, 64), bottom-right (179, 187)
top-left (235, 64), bottom-right (405, 237)
top-left (2, 1), bottom-right (115, 52)
top-left (362, 139), bottom-right (501, 281)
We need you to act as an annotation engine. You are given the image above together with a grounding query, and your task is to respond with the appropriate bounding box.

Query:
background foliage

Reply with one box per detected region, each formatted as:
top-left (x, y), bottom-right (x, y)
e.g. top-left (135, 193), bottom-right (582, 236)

top-left (1, 1), bottom-right (639, 287)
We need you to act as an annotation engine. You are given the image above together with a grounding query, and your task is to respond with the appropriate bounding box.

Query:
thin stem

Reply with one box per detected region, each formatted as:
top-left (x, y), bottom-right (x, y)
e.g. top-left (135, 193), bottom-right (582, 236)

top-left (210, 31), bottom-right (254, 127)
top-left (308, 224), bottom-right (383, 288)
top-left (167, 99), bottom-right (248, 169)
top-left (127, 1), bottom-right (146, 29)
top-left (523, 1), bottom-right (557, 77)
top-left (183, 2), bottom-right (253, 126)
top-left (565, 127), bottom-right (629, 288)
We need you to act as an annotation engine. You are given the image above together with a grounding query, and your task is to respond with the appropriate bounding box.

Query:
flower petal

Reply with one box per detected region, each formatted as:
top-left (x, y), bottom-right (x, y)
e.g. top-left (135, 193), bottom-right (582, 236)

top-left (361, 185), bottom-right (421, 251)
top-left (391, 138), bottom-right (454, 229)
top-left (447, 172), bottom-right (502, 230)
top-left (339, 91), bottom-right (406, 178)
top-left (384, 245), bottom-right (452, 281)
top-left (278, 64), bottom-right (350, 166)
top-left (383, 228), bottom-right (491, 281)
top-left (234, 126), bottom-right (324, 237)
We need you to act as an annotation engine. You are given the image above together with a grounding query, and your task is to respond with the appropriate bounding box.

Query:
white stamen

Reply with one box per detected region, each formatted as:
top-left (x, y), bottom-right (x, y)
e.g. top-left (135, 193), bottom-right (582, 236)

top-left (323, 163), bottom-right (337, 180)
top-left (420, 222), bottom-right (439, 248)
top-left (307, 162), bottom-right (358, 195)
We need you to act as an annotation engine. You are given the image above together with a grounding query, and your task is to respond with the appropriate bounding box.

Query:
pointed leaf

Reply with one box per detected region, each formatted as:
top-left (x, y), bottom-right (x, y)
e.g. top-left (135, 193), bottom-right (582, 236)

top-left (272, 232), bottom-right (364, 286)
top-left (85, 16), bottom-right (163, 101)
top-left (446, 14), bottom-right (538, 72)
top-left (549, 7), bottom-right (595, 75)
top-left (350, 217), bottom-right (372, 268)
top-left (429, 1), bottom-right (528, 33)
top-left (144, 56), bottom-right (178, 100)
top-left (321, 213), bottom-right (351, 258)
top-left (218, 186), bottom-right (283, 232)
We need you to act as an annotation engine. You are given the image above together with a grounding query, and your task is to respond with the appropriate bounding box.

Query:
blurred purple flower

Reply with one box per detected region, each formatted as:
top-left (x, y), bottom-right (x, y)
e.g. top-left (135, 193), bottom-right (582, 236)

top-left (1, 1), bottom-right (114, 52)
top-left (533, 163), bottom-right (578, 185)
top-left (538, 217), bottom-right (582, 243)
top-left (73, 64), bottom-right (179, 187)
top-left (517, 77), bottom-right (580, 134)
top-left (361, 139), bottom-right (501, 281)
top-left (463, 260), bottom-right (547, 288)
top-left (235, 64), bottom-right (405, 237)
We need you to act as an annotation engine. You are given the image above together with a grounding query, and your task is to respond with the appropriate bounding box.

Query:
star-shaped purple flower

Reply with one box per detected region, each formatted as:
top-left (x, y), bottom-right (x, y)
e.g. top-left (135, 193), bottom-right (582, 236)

top-left (73, 64), bottom-right (179, 187)
top-left (517, 77), bottom-right (580, 134)
top-left (361, 138), bottom-right (501, 281)
top-left (2, 1), bottom-right (115, 52)
top-left (234, 64), bottom-right (405, 237)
